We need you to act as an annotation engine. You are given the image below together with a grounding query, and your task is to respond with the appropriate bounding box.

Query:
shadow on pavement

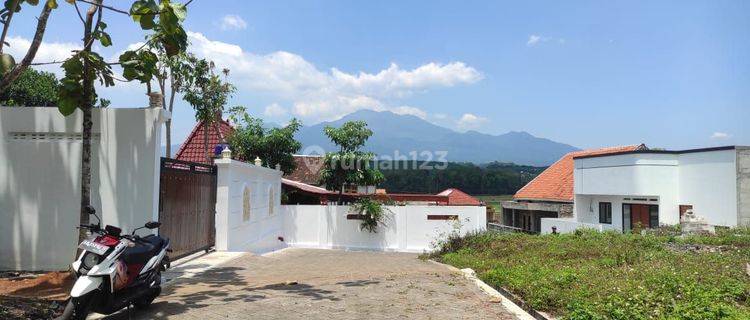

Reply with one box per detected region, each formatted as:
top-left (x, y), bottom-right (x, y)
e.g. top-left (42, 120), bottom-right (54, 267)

top-left (96, 266), bottom-right (375, 319)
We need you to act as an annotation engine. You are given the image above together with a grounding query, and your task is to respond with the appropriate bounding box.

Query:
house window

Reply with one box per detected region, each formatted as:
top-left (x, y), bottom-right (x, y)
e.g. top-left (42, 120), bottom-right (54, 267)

top-left (649, 205), bottom-right (659, 228)
top-left (599, 202), bottom-right (612, 224)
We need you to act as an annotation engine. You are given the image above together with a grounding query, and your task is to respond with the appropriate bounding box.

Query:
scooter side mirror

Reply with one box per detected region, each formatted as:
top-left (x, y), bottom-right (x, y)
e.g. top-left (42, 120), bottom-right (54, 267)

top-left (145, 221), bottom-right (161, 229)
top-left (84, 205), bottom-right (102, 228)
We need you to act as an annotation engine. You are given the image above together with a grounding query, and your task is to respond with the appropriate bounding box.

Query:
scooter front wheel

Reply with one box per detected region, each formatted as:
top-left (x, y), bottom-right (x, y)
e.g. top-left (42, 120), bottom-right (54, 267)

top-left (57, 294), bottom-right (93, 320)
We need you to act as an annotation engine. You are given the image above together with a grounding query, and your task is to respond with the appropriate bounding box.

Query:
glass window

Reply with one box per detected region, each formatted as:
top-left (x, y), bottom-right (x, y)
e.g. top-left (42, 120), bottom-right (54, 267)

top-left (623, 205), bottom-right (631, 232)
top-left (599, 202), bottom-right (612, 224)
top-left (649, 205), bottom-right (659, 228)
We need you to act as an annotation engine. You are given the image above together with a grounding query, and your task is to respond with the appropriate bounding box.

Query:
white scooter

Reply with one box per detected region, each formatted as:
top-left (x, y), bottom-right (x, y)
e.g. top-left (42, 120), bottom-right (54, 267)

top-left (58, 206), bottom-right (171, 320)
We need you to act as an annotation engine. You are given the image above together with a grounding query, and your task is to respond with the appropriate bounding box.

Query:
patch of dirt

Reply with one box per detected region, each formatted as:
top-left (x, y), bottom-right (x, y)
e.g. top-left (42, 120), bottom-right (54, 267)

top-left (665, 243), bottom-right (730, 253)
top-left (0, 271), bottom-right (74, 300)
top-left (0, 296), bottom-right (64, 320)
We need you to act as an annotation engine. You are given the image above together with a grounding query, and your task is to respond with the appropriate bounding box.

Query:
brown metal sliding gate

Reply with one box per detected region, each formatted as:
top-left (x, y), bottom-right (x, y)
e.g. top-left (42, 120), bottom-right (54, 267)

top-left (159, 158), bottom-right (217, 260)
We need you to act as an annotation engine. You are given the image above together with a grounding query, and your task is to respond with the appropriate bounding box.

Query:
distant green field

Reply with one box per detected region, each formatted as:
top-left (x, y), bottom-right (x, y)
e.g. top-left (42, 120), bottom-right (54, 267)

top-left (475, 195), bottom-right (512, 217)
top-left (475, 195), bottom-right (513, 203)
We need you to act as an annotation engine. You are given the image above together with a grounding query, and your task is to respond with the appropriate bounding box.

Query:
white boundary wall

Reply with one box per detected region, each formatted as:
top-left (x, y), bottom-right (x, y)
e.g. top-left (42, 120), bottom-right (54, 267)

top-left (281, 205), bottom-right (486, 253)
top-left (0, 107), bottom-right (168, 270)
top-left (214, 158), bottom-right (284, 253)
top-left (540, 218), bottom-right (618, 234)
top-left (213, 158), bottom-right (486, 254)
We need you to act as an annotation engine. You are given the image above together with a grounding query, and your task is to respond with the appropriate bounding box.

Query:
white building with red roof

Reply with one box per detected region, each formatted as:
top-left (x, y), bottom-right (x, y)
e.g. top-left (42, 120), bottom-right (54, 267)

top-left (504, 144), bottom-right (750, 234)
top-left (501, 144), bottom-right (646, 233)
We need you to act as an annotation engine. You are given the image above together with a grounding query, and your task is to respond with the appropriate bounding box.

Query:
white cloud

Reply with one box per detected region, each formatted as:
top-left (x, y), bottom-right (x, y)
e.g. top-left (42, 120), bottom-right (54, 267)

top-left (527, 35), bottom-right (542, 46)
top-left (457, 113), bottom-right (489, 130)
top-left (220, 15), bottom-right (247, 31)
top-left (526, 34), bottom-right (565, 47)
top-left (710, 132), bottom-right (731, 140)
top-left (5, 32), bottom-right (483, 126)
top-left (263, 103), bottom-right (288, 117)
top-left (5, 36), bottom-right (79, 76)
top-left (390, 106), bottom-right (427, 119)
top-left (186, 31), bottom-right (482, 123)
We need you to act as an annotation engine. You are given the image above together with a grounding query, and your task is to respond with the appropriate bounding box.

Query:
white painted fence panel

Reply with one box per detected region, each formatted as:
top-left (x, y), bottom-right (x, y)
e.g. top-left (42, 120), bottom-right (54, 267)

top-left (281, 205), bottom-right (486, 253)
top-left (214, 158), bottom-right (284, 253)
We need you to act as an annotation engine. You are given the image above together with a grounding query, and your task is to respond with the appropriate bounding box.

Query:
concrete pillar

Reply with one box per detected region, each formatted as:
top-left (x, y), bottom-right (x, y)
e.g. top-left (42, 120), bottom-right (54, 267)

top-left (214, 158), bottom-right (232, 251)
top-left (148, 92), bottom-right (163, 108)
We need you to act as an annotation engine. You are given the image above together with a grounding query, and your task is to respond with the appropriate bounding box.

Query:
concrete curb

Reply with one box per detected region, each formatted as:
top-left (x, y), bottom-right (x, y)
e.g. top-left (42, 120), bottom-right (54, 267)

top-left (428, 260), bottom-right (542, 320)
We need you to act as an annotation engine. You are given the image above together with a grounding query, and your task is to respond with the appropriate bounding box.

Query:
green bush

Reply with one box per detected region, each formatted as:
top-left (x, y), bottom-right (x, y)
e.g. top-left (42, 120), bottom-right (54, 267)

top-left (433, 229), bottom-right (750, 319)
top-left (350, 197), bottom-right (391, 233)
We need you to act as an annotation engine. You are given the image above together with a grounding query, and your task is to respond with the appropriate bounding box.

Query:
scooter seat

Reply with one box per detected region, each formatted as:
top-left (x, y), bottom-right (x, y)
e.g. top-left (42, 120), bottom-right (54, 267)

top-left (121, 235), bottom-right (165, 265)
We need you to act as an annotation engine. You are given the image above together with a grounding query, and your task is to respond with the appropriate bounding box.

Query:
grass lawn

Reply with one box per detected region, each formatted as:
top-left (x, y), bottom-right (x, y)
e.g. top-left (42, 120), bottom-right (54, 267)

top-left (431, 228), bottom-right (750, 320)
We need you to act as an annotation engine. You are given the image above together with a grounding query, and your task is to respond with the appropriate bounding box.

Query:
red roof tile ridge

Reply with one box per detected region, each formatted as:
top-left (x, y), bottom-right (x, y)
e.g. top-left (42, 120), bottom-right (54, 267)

top-left (174, 119), bottom-right (235, 163)
top-left (568, 144), bottom-right (646, 157)
top-left (174, 120), bottom-right (205, 160)
top-left (513, 144), bottom-right (646, 202)
top-left (513, 151), bottom-right (570, 198)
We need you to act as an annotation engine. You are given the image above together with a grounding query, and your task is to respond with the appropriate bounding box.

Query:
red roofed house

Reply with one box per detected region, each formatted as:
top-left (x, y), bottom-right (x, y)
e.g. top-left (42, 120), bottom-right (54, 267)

top-left (176, 120), bottom-right (484, 208)
top-left (437, 188), bottom-right (482, 206)
top-left (500, 144), bottom-right (647, 233)
top-left (175, 119), bottom-right (234, 164)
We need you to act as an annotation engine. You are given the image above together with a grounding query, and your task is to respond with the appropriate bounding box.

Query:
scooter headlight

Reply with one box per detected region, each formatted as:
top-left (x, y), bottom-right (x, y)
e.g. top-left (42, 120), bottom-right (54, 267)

top-left (81, 252), bottom-right (101, 271)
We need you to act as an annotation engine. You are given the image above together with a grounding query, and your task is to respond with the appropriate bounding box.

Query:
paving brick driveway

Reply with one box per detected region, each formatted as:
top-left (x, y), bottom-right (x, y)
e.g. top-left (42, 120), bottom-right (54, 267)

top-left (100, 248), bottom-right (515, 320)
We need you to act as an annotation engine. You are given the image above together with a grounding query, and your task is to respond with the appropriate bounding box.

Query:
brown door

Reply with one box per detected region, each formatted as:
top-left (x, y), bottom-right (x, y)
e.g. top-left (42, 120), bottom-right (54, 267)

top-left (631, 204), bottom-right (650, 229)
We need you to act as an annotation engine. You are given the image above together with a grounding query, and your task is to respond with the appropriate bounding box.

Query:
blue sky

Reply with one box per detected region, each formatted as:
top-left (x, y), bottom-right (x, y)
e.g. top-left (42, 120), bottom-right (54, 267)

top-left (7, 0), bottom-right (749, 150)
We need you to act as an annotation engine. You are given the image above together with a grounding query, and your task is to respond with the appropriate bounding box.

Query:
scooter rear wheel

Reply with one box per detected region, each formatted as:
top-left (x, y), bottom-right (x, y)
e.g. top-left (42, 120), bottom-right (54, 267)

top-left (133, 286), bottom-right (161, 309)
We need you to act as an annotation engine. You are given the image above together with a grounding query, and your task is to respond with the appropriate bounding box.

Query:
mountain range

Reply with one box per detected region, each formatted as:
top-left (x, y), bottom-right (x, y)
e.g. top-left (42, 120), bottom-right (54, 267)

top-left (163, 110), bottom-right (579, 166)
top-left (295, 110), bottom-right (578, 166)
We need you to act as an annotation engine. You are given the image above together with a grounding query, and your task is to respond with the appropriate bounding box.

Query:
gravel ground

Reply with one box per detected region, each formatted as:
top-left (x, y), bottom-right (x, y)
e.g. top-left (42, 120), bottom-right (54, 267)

top-left (98, 248), bottom-right (516, 320)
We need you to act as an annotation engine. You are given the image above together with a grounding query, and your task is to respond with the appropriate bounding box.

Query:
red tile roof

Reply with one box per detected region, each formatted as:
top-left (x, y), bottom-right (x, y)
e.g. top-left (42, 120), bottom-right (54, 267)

top-left (174, 119), bottom-right (234, 164)
top-left (437, 188), bottom-right (483, 206)
top-left (513, 144), bottom-right (647, 202)
top-left (284, 155), bottom-right (325, 185)
top-left (282, 178), bottom-right (334, 195)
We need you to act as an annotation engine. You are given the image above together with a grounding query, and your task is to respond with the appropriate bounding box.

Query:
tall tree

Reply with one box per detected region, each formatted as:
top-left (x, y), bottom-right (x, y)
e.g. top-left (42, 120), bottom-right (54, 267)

top-left (182, 58), bottom-right (235, 162)
top-left (52, 0), bottom-right (190, 244)
top-left (0, 0), bottom-right (55, 92)
top-left (0, 68), bottom-right (58, 106)
top-left (319, 121), bottom-right (384, 203)
top-left (227, 106), bottom-right (302, 174)
top-left (148, 42), bottom-right (194, 157)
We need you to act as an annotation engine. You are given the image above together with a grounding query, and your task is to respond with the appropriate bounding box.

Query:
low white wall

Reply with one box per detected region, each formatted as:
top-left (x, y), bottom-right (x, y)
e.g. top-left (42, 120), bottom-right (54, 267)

top-left (281, 205), bottom-right (486, 253)
top-left (540, 217), bottom-right (616, 234)
top-left (214, 158), bottom-right (284, 253)
top-left (214, 160), bottom-right (485, 254)
top-left (0, 106), bottom-right (168, 270)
